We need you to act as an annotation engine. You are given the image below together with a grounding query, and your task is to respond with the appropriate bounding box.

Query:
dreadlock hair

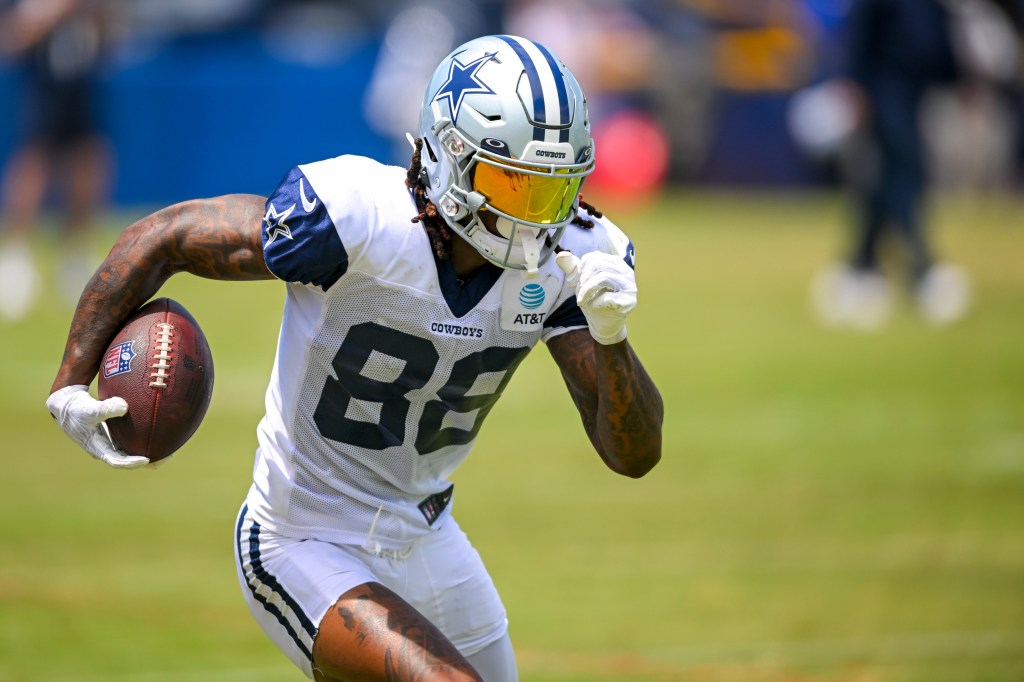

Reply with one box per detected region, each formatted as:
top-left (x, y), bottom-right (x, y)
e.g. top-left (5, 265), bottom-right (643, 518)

top-left (406, 137), bottom-right (453, 261)
top-left (405, 137), bottom-right (599, 261)
top-left (574, 195), bottom-right (603, 229)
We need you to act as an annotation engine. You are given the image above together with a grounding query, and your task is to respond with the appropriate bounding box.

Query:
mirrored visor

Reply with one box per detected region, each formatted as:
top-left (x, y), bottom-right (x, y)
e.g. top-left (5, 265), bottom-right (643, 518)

top-left (473, 161), bottom-right (585, 225)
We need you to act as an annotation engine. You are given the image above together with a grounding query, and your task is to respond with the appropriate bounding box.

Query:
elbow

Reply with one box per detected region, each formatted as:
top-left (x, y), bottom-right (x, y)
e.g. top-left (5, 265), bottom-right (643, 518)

top-left (624, 451), bottom-right (662, 479)
top-left (612, 410), bottom-right (664, 479)
top-left (605, 441), bottom-right (662, 479)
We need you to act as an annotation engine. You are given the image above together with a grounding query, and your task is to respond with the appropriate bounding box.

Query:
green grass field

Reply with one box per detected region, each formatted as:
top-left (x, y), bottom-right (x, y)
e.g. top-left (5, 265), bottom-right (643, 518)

top-left (1, 191), bottom-right (1022, 681)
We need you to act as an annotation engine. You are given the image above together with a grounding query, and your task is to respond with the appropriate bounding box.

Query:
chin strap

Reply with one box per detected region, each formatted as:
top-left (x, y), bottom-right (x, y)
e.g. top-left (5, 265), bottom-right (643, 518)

top-left (518, 228), bottom-right (541, 277)
top-left (469, 216), bottom-right (544, 276)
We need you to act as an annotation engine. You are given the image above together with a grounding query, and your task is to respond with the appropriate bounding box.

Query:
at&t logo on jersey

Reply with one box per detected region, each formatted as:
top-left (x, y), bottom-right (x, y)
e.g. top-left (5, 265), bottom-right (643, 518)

top-left (514, 283), bottom-right (547, 325)
top-left (501, 275), bottom-right (556, 330)
top-left (519, 283), bottom-right (545, 310)
top-left (103, 341), bottom-right (137, 378)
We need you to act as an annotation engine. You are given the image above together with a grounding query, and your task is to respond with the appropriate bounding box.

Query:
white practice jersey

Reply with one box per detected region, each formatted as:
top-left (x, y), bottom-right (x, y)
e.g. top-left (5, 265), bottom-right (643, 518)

top-left (246, 154), bottom-right (635, 550)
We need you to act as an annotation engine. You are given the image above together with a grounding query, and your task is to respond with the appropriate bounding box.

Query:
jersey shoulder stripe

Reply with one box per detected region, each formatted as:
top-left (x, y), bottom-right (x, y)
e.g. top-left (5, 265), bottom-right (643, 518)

top-left (301, 155), bottom-right (417, 281)
top-left (263, 156), bottom-right (415, 290)
top-left (262, 166), bottom-right (348, 289)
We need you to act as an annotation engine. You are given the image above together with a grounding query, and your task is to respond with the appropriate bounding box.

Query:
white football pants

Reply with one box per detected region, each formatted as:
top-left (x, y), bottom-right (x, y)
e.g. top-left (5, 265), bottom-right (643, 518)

top-left (234, 501), bottom-right (517, 680)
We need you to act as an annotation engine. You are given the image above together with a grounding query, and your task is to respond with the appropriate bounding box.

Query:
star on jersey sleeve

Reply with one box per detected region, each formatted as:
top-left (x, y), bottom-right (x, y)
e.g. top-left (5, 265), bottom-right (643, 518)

top-left (262, 167), bottom-right (349, 289)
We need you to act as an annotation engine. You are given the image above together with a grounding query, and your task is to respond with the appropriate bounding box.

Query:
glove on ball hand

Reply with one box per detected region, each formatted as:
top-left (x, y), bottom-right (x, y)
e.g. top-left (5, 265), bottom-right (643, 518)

top-left (46, 385), bottom-right (149, 469)
top-left (556, 250), bottom-right (637, 345)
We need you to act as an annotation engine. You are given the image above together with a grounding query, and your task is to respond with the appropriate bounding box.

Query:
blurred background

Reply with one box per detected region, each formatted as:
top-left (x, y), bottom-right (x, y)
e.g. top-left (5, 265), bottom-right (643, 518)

top-left (0, 0), bottom-right (1020, 204)
top-left (1, 1), bottom-right (1023, 681)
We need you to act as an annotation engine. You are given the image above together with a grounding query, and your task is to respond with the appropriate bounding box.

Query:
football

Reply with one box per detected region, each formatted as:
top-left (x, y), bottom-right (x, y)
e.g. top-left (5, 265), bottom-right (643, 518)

top-left (97, 298), bottom-right (214, 462)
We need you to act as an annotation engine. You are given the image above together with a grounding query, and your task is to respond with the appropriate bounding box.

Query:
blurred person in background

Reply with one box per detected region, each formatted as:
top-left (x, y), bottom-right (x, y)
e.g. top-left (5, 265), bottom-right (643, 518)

top-left (45, 34), bottom-right (663, 681)
top-left (362, 0), bottom-right (501, 164)
top-left (812, 0), bottom-right (972, 329)
top-left (0, 0), bottom-right (113, 321)
top-left (925, 0), bottom-right (1023, 193)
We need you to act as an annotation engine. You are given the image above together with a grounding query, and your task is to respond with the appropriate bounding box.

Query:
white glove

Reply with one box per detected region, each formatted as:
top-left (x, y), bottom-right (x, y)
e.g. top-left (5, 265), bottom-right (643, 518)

top-left (46, 385), bottom-right (149, 469)
top-left (556, 250), bottom-right (637, 345)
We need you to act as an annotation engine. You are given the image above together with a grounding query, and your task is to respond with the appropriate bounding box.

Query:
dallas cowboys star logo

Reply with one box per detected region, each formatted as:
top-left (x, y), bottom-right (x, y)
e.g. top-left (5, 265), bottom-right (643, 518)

top-left (264, 202), bottom-right (295, 245)
top-left (432, 52), bottom-right (496, 123)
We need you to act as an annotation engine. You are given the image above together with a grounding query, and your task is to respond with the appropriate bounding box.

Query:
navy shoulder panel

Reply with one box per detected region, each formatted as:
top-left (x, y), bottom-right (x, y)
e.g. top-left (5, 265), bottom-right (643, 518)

top-left (543, 294), bottom-right (587, 331)
top-left (262, 166), bottom-right (348, 289)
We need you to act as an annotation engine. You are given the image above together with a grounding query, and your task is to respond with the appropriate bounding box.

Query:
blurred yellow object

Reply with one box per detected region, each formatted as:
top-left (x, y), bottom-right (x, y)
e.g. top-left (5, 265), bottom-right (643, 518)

top-left (713, 27), bottom-right (812, 91)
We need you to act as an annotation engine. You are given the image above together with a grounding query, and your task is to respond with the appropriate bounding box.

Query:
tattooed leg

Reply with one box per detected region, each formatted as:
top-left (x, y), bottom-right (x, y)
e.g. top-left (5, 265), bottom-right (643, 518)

top-left (312, 582), bottom-right (482, 682)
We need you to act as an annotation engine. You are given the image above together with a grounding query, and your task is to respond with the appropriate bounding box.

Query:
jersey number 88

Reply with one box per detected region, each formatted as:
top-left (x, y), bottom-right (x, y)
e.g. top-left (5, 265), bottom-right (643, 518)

top-left (313, 323), bottom-right (529, 455)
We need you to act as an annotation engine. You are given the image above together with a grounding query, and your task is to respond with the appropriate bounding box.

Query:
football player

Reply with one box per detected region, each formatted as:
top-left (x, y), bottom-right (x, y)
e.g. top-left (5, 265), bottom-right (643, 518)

top-left (46, 35), bottom-right (663, 682)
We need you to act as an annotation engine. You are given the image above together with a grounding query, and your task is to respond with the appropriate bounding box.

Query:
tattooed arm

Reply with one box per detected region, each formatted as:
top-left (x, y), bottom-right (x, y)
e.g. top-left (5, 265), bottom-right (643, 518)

top-left (547, 330), bottom-right (663, 478)
top-left (51, 194), bottom-right (271, 392)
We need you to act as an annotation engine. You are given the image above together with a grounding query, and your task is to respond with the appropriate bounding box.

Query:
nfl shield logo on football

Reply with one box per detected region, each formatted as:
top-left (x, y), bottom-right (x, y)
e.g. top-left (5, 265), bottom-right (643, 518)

top-left (103, 341), bottom-right (137, 378)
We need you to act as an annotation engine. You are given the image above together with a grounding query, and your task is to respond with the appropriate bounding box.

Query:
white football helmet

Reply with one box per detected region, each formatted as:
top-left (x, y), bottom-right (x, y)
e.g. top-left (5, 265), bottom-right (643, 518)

top-left (417, 35), bottom-right (595, 274)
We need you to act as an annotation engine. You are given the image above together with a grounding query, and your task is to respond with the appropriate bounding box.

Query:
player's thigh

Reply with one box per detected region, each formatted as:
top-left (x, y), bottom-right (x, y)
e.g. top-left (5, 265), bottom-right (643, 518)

top-left (465, 632), bottom-right (517, 682)
top-left (314, 518), bottom-right (508, 682)
top-left (313, 582), bottom-right (482, 682)
top-left (392, 517), bottom-right (510, 659)
top-left (234, 504), bottom-right (375, 678)
top-left (235, 503), bottom-right (483, 681)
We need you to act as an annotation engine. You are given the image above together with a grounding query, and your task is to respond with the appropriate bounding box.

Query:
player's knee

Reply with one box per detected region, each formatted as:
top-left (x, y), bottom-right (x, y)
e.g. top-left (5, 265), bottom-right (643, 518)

top-left (465, 634), bottom-right (517, 682)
